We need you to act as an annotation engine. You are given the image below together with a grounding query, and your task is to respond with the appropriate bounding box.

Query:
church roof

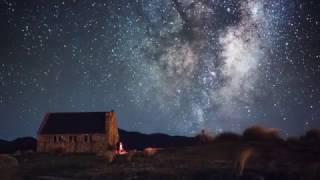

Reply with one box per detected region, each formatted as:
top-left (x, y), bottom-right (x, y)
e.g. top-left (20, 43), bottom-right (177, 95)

top-left (38, 112), bottom-right (112, 135)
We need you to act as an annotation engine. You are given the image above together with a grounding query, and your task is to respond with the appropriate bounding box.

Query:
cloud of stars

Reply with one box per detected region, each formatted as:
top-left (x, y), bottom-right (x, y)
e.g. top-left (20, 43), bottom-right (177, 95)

top-left (0, 0), bottom-right (320, 139)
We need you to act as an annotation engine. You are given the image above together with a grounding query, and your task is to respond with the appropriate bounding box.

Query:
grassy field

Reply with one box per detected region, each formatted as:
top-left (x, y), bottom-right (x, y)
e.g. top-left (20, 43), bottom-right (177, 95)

top-left (11, 141), bottom-right (320, 180)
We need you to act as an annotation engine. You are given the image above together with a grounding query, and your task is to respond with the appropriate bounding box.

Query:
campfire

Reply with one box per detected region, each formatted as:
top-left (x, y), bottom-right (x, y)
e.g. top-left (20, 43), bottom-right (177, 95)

top-left (116, 142), bottom-right (127, 155)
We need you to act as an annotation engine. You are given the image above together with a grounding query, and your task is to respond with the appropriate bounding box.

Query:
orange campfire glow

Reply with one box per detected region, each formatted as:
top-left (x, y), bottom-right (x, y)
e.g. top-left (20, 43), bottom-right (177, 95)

top-left (116, 142), bottom-right (127, 155)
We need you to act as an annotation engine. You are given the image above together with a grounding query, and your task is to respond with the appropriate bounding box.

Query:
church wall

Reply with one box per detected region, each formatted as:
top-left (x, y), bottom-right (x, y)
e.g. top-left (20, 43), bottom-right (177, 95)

top-left (37, 133), bottom-right (109, 153)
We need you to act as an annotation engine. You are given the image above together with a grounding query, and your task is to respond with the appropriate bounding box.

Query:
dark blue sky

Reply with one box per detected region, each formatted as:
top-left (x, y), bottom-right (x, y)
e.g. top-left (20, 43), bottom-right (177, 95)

top-left (1, 0), bottom-right (319, 139)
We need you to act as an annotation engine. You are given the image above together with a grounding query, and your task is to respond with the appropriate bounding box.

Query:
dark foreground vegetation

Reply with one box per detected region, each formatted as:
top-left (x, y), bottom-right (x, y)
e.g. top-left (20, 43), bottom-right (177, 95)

top-left (1, 126), bottom-right (320, 180)
top-left (0, 137), bottom-right (36, 154)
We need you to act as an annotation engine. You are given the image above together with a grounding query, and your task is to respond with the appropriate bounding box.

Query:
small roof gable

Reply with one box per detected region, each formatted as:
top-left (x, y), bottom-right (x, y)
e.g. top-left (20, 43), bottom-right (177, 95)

top-left (38, 112), bottom-right (110, 135)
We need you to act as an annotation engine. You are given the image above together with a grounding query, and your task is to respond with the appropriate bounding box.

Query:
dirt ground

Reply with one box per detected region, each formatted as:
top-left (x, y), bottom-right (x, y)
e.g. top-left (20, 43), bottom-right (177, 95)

top-left (11, 141), bottom-right (320, 180)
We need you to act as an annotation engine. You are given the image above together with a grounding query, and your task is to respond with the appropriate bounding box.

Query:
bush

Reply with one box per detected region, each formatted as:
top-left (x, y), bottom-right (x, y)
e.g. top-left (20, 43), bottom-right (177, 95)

top-left (301, 129), bottom-right (320, 142)
top-left (214, 132), bottom-right (242, 143)
top-left (243, 126), bottom-right (282, 142)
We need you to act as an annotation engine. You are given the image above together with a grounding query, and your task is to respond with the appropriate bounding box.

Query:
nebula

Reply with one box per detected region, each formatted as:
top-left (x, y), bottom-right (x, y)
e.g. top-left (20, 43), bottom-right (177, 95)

top-left (1, 0), bottom-right (319, 138)
top-left (124, 0), bottom-right (285, 133)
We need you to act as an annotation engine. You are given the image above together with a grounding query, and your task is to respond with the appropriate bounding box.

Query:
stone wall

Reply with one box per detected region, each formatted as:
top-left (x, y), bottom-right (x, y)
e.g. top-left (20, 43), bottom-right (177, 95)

top-left (37, 134), bottom-right (108, 153)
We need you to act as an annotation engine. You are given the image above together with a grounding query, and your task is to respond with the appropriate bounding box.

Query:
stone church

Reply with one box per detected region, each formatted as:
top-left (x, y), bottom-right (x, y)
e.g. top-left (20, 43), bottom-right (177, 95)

top-left (37, 111), bottom-right (119, 153)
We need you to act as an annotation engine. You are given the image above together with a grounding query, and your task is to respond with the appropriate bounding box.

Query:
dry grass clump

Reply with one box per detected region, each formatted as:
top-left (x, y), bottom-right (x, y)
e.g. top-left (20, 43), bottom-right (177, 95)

top-left (233, 147), bottom-right (255, 177)
top-left (126, 150), bottom-right (137, 162)
top-left (214, 132), bottom-right (242, 143)
top-left (103, 150), bottom-right (116, 163)
top-left (96, 150), bottom-right (116, 163)
top-left (0, 154), bottom-right (19, 180)
top-left (243, 125), bottom-right (282, 141)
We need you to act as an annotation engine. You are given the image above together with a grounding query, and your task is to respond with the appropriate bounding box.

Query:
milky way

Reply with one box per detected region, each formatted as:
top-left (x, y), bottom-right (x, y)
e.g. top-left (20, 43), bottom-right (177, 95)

top-left (0, 0), bottom-right (320, 139)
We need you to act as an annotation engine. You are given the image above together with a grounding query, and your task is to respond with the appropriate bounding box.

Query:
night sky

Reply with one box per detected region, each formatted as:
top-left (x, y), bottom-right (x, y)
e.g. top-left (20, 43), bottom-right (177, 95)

top-left (1, 0), bottom-right (320, 139)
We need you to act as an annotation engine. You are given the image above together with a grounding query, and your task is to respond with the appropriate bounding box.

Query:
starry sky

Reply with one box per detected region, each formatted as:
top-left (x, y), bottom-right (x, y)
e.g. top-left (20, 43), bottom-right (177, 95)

top-left (1, 0), bottom-right (320, 139)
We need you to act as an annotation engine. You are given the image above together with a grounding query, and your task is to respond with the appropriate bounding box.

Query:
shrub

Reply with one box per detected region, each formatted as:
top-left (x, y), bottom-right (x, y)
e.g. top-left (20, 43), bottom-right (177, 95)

top-left (242, 126), bottom-right (282, 142)
top-left (304, 129), bottom-right (320, 141)
top-left (214, 132), bottom-right (242, 143)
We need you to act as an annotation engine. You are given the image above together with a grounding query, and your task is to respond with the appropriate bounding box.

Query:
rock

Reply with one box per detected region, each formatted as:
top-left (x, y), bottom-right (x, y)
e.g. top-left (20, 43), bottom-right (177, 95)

top-left (143, 147), bottom-right (158, 157)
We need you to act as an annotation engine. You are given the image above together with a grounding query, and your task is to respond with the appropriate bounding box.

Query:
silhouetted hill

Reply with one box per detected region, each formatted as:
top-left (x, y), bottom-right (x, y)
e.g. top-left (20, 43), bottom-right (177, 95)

top-left (119, 129), bottom-right (198, 150)
top-left (0, 139), bottom-right (10, 153)
top-left (0, 137), bottom-right (36, 153)
top-left (0, 130), bottom-right (197, 153)
top-left (0, 139), bottom-right (9, 145)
